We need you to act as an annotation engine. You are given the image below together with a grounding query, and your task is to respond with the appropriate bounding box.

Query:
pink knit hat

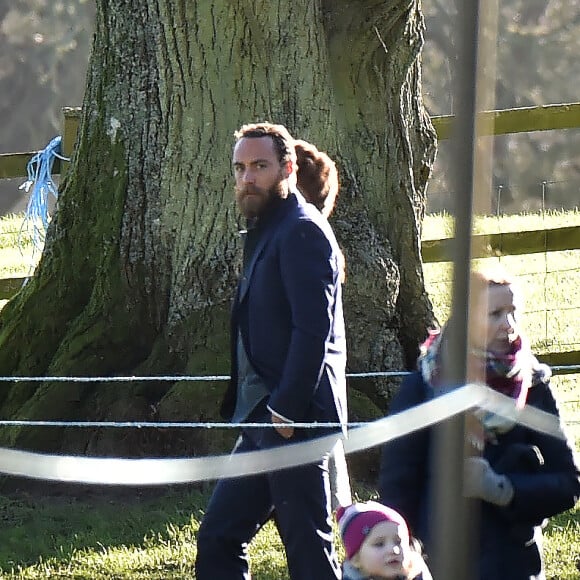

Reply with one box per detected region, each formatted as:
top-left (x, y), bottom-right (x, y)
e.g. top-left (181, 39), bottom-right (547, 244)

top-left (336, 501), bottom-right (409, 560)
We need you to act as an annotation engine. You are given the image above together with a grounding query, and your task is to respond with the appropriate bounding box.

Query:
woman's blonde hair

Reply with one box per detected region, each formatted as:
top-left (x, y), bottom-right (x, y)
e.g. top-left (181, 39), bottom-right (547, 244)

top-left (470, 265), bottom-right (520, 307)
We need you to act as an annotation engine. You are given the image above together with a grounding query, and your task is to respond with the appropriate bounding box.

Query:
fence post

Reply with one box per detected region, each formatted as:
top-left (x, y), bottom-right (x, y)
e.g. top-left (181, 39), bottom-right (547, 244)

top-left (61, 107), bottom-right (82, 163)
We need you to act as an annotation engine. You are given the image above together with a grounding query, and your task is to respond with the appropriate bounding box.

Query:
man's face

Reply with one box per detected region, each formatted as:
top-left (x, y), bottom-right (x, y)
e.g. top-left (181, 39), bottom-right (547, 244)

top-left (233, 136), bottom-right (290, 219)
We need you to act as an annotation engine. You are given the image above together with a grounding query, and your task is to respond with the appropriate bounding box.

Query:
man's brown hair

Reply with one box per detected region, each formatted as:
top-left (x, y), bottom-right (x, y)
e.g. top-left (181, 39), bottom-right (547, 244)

top-left (234, 122), bottom-right (296, 165)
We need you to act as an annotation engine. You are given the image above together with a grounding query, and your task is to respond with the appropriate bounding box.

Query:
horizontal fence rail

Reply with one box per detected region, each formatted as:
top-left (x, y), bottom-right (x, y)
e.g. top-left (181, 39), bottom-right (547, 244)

top-left (0, 106), bottom-right (78, 179)
top-left (421, 225), bottom-right (580, 263)
top-left (433, 102), bottom-right (580, 140)
top-left (0, 152), bottom-right (65, 180)
top-left (0, 384), bottom-right (574, 487)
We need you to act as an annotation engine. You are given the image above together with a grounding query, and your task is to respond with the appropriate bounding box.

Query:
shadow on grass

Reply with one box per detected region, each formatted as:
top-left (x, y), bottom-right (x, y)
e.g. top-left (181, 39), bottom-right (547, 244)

top-left (0, 477), bottom-right (214, 573)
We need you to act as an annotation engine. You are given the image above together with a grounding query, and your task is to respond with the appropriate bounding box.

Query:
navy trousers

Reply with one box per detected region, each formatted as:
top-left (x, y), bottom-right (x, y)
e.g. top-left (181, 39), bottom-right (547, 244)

top-left (195, 424), bottom-right (341, 580)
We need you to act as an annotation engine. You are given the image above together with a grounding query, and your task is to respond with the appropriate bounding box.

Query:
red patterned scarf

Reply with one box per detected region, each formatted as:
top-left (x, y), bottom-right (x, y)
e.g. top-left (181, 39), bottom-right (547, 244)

top-left (419, 327), bottom-right (551, 438)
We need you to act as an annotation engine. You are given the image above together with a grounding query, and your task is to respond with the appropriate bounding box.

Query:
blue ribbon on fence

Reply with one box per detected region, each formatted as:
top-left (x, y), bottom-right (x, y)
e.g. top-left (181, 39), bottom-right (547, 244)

top-left (18, 136), bottom-right (68, 267)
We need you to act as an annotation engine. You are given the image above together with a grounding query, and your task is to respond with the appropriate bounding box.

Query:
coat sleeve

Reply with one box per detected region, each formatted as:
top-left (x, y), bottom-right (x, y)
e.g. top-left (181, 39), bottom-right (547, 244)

top-left (266, 217), bottom-right (339, 422)
top-left (379, 373), bottom-right (430, 536)
top-left (499, 382), bottom-right (580, 524)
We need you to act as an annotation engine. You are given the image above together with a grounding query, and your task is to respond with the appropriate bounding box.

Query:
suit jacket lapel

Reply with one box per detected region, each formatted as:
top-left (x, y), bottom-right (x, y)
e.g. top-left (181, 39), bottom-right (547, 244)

top-left (238, 193), bottom-right (299, 303)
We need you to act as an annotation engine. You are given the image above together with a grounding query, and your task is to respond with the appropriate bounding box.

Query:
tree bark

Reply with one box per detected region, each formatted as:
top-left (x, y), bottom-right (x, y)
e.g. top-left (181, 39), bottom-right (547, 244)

top-left (0, 0), bottom-right (436, 469)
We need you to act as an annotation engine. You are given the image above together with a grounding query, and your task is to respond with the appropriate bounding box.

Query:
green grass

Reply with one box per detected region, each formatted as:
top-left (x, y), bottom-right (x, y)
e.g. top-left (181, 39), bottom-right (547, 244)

top-left (544, 509), bottom-right (580, 580)
top-left (0, 484), bottom-right (576, 579)
top-left (0, 211), bottom-right (578, 578)
top-left (0, 488), bottom-right (205, 579)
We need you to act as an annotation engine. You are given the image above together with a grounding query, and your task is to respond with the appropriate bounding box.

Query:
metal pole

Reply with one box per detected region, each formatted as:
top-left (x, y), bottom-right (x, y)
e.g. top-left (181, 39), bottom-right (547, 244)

top-left (429, 0), bottom-right (499, 577)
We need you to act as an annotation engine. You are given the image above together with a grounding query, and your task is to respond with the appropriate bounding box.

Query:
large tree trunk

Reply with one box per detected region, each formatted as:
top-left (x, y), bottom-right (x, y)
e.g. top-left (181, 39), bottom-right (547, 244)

top-left (0, 0), bottom-right (436, 472)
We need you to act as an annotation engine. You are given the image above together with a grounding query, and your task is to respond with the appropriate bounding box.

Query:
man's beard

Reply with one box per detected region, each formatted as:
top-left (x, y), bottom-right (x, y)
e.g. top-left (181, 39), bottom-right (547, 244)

top-left (236, 178), bottom-right (288, 219)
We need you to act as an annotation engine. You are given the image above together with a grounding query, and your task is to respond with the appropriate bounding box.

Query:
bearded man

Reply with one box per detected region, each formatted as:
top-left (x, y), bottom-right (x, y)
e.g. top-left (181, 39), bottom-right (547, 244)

top-left (195, 122), bottom-right (347, 580)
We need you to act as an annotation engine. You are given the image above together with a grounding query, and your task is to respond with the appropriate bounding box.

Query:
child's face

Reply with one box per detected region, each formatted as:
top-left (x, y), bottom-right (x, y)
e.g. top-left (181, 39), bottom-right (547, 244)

top-left (352, 521), bottom-right (409, 578)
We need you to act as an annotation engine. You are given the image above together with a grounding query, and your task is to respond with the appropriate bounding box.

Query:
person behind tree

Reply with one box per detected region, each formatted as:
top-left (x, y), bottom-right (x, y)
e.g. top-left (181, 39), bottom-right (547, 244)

top-left (337, 501), bottom-right (432, 580)
top-left (295, 139), bottom-right (339, 219)
top-left (379, 266), bottom-right (580, 580)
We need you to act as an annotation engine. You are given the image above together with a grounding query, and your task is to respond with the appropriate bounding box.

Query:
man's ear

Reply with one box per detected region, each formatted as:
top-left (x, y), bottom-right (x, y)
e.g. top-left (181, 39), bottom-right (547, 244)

top-left (282, 159), bottom-right (294, 179)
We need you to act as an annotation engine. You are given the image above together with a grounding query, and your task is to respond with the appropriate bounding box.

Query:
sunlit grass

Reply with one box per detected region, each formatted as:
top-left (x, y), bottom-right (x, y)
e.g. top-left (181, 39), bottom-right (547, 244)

top-left (0, 487), bottom-right (576, 580)
top-left (544, 509), bottom-right (580, 580)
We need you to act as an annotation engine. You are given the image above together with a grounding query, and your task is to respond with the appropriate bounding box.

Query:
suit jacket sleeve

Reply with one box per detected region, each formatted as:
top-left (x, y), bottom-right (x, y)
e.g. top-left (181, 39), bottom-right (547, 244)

top-left (266, 217), bottom-right (340, 422)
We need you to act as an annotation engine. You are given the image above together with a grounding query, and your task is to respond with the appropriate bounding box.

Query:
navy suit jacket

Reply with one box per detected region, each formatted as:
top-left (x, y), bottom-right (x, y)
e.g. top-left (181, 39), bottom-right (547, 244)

top-left (221, 191), bottom-right (347, 434)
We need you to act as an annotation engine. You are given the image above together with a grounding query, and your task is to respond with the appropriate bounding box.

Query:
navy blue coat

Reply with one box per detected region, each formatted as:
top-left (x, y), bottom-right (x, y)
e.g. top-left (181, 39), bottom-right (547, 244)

top-left (220, 191), bottom-right (347, 434)
top-left (379, 372), bottom-right (580, 580)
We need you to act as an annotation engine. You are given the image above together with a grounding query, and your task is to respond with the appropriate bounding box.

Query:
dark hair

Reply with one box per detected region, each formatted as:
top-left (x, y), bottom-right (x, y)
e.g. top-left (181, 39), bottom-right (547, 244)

top-left (294, 139), bottom-right (345, 281)
top-left (295, 139), bottom-right (339, 218)
top-left (234, 122), bottom-right (296, 165)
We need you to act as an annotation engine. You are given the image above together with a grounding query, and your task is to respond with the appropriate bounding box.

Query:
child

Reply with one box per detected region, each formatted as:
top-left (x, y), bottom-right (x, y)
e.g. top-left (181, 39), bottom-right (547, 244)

top-left (337, 501), bottom-right (432, 580)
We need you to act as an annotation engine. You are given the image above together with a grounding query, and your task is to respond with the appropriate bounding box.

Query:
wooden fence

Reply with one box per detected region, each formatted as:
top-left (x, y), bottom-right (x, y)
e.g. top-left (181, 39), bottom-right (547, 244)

top-left (421, 226), bottom-right (580, 262)
top-left (0, 107), bottom-right (79, 179)
top-left (1, 103), bottom-right (579, 368)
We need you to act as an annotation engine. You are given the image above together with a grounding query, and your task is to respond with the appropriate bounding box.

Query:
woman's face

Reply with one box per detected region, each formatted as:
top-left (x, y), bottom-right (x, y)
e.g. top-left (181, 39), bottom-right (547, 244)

top-left (470, 283), bottom-right (518, 354)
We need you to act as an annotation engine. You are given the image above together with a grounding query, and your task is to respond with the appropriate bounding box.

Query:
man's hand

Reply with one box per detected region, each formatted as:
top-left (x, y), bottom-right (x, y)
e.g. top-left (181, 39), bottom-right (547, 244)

top-left (272, 413), bottom-right (294, 439)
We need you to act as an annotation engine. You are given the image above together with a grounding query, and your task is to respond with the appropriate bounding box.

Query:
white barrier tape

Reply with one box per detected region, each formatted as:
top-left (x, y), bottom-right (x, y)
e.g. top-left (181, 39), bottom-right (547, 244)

top-left (0, 431), bottom-right (342, 485)
top-left (0, 383), bottom-right (566, 485)
top-left (478, 387), bottom-right (571, 440)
